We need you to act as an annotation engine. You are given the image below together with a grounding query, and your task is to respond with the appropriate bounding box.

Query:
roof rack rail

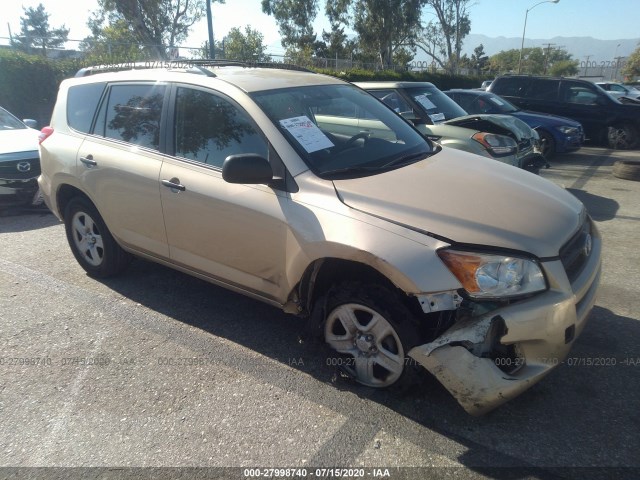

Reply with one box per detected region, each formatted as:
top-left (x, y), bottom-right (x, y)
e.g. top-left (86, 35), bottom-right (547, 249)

top-left (74, 59), bottom-right (314, 78)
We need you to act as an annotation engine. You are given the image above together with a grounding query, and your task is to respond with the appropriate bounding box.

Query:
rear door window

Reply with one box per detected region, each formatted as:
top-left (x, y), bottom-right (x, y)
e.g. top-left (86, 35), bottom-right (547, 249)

top-left (528, 79), bottom-right (559, 101)
top-left (95, 83), bottom-right (167, 150)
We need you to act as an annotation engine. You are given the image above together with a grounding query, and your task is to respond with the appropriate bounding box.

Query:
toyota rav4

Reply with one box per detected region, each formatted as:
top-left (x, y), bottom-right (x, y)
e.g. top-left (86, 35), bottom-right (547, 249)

top-left (39, 62), bottom-right (602, 415)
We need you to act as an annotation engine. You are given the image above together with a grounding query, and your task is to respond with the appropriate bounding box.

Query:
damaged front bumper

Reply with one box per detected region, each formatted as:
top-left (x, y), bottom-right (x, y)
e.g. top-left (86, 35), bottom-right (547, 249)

top-left (409, 235), bottom-right (602, 415)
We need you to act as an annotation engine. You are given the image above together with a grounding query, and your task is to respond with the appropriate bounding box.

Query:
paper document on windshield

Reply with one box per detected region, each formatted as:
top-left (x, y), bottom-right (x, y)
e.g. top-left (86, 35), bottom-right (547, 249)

top-left (414, 94), bottom-right (437, 110)
top-left (280, 116), bottom-right (334, 153)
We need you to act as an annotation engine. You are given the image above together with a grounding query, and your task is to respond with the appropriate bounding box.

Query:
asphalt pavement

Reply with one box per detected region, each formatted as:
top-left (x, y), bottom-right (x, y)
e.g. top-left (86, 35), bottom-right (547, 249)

top-left (0, 147), bottom-right (638, 480)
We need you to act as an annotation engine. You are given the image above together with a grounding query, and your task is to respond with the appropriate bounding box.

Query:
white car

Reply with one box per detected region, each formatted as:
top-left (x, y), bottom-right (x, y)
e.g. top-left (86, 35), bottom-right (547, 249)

top-left (0, 106), bottom-right (41, 206)
top-left (596, 82), bottom-right (640, 101)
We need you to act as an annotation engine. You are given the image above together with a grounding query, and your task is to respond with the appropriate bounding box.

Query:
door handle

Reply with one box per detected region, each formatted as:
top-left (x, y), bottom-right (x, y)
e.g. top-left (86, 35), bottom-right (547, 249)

top-left (161, 178), bottom-right (186, 192)
top-left (80, 155), bottom-right (97, 167)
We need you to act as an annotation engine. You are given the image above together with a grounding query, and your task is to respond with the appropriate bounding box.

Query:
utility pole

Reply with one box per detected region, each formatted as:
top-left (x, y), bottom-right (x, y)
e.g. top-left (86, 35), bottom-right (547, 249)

top-left (542, 42), bottom-right (556, 75)
top-left (613, 56), bottom-right (624, 81)
top-left (206, 0), bottom-right (215, 59)
top-left (583, 55), bottom-right (592, 77)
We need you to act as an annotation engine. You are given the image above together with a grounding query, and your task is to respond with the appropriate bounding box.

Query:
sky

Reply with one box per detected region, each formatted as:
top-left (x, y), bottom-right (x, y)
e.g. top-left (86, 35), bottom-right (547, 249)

top-left (2, 0), bottom-right (639, 59)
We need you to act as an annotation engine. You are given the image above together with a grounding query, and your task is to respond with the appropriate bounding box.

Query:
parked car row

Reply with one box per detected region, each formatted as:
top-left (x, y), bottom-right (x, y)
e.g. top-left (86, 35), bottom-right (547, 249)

top-left (3, 74), bottom-right (580, 208)
top-left (356, 81), bottom-right (547, 173)
top-left (36, 61), bottom-right (601, 415)
top-left (488, 75), bottom-right (640, 149)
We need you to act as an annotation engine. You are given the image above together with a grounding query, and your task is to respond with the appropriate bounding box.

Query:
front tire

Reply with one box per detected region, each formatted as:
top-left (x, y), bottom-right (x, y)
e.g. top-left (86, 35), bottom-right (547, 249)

top-left (538, 130), bottom-right (556, 160)
top-left (321, 282), bottom-right (421, 389)
top-left (64, 197), bottom-right (131, 278)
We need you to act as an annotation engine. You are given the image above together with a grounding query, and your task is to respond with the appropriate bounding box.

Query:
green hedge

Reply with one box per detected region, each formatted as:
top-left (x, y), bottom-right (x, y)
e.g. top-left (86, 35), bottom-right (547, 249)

top-left (0, 50), bottom-right (485, 127)
top-left (0, 50), bottom-right (80, 126)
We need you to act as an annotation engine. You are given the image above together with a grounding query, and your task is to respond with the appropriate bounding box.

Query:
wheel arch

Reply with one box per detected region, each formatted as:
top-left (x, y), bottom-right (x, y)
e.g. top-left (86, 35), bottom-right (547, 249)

top-left (292, 257), bottom-right (425, 320)
top-left (57, 184), bottom-right (94, 220)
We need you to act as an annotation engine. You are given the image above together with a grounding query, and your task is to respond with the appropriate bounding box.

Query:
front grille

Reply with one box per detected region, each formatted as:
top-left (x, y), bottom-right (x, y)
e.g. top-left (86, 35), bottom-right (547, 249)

top-left (560, 217), bottom-right (593, 283)
top-left (0, 155), bottom-right (41, 180)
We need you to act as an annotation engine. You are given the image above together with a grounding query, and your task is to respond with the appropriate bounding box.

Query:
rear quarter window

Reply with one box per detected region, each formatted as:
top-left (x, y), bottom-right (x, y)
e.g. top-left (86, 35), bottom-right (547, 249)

top-left (66, 82), bottom-right (106, 133)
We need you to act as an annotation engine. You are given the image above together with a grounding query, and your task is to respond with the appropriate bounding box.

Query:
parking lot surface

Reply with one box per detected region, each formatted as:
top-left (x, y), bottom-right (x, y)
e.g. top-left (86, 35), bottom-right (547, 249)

top-left (1, 147), bottom-right (639, 480)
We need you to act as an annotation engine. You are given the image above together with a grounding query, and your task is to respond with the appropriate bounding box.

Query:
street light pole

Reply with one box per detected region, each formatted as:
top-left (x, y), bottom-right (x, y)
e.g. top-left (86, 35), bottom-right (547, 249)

top-left (518, 0), bottom-right (560, 74)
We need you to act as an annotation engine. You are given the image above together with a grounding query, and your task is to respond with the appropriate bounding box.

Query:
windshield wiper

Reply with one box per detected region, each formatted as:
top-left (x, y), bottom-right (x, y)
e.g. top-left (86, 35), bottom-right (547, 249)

top-left (379, 147), bottom-right (440, 169)
top-left (322, 148), bottom-right (438, 179)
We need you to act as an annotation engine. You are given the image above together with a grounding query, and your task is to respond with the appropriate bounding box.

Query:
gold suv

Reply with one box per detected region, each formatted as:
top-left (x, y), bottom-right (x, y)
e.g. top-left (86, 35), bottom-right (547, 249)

top-left (39, 63), bottom-right (602, 414)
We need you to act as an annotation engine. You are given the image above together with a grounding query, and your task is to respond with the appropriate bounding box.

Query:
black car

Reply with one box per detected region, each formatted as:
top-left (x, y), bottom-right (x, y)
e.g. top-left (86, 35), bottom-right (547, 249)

top-left (0, 106), bottom-right (41, 206)
top-left (488, 75), bottom-right (640, 149)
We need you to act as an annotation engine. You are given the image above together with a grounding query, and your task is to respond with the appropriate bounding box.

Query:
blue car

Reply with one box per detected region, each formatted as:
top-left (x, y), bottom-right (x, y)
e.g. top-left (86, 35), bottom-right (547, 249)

top-left (445, 89), bottom-right (584, 160)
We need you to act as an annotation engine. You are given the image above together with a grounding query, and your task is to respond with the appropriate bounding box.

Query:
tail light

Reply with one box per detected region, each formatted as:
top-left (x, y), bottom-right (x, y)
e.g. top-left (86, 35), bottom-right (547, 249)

top-left (39, 126), bottom-right (54, 144)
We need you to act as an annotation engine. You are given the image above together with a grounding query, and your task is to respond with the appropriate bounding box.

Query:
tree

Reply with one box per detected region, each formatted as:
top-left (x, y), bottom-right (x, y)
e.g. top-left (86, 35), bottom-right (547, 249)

top-left (470, 44), bottom-right (488, 74)
top-left (86, 0), bottom-right (210, 60)
top-left (622, 46), bottom-right (640, 78)
top-left (322, 0), bottom-right (420, 68)
top-left (416, 0), bottom-right (472, 74)
top-left (11, 4), bottom-right (69, 55)
top-left (222, 26), bottom-right (272, 62)
top-left (261, 0), bottom-right (318, 51)
top-left (195, 40), bottom-right (225, 60)
top-left (81, 17), bottom-right (145, 62)
top-left (549, 59), bottom-right (578, 77)
top-left (351, 0), bottom-right (420, 68)
top-left (489, 47), bottom-right (576, 76)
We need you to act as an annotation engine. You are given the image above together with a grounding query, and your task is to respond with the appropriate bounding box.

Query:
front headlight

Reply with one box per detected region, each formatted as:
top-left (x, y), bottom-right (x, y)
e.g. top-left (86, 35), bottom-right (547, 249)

top-left (556, 126), bottom-right (578, 135)
top-left (437, 249), bottom-right (547, 299)
top-left (471, 132), bottom-right (518, 157)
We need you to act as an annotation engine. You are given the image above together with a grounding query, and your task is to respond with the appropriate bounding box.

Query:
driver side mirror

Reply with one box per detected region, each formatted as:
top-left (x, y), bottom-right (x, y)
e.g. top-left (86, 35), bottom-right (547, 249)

top-left (222, 154), bottom-right (273, 185)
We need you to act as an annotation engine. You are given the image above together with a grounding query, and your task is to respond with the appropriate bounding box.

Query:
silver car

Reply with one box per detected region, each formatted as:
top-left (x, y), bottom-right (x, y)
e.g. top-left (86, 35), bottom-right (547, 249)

top-left (39, 63), bottom-right (601, 414)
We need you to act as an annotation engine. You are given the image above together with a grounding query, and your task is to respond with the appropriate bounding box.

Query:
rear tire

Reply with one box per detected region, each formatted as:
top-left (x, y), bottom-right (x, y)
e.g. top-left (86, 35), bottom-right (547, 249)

top-left (320, 282), bottom-right (422, 389)
top-left (64, 197), bottom-right (131, 278)
top-left (608, 124), bottom-right (638, 149)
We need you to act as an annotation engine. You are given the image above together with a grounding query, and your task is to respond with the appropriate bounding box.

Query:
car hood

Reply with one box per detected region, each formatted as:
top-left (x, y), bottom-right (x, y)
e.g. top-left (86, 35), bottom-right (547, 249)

top-left (511, 110), bottom-right (582, 128)
top-left (332, 149), bottom-right (583, 258)
top-left (0, 128), bottom-right (40, 156)
top-left (443, 114), bottom-right (534, 141)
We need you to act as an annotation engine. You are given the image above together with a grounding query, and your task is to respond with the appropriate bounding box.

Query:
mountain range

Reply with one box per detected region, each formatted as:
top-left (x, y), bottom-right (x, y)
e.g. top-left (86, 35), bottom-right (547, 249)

top-left (461, 34), bottom-right (639, 63)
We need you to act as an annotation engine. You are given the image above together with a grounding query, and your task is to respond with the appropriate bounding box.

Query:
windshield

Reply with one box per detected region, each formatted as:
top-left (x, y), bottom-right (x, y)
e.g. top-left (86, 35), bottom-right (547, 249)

top-left (252, 84), bottom-right (433, 179)
top-left (463, 92), bottom-right (520, 114)
top-left (0, 108), bottom-right (27, 130)
top-left (404, 86), bottom-right (468, 122)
